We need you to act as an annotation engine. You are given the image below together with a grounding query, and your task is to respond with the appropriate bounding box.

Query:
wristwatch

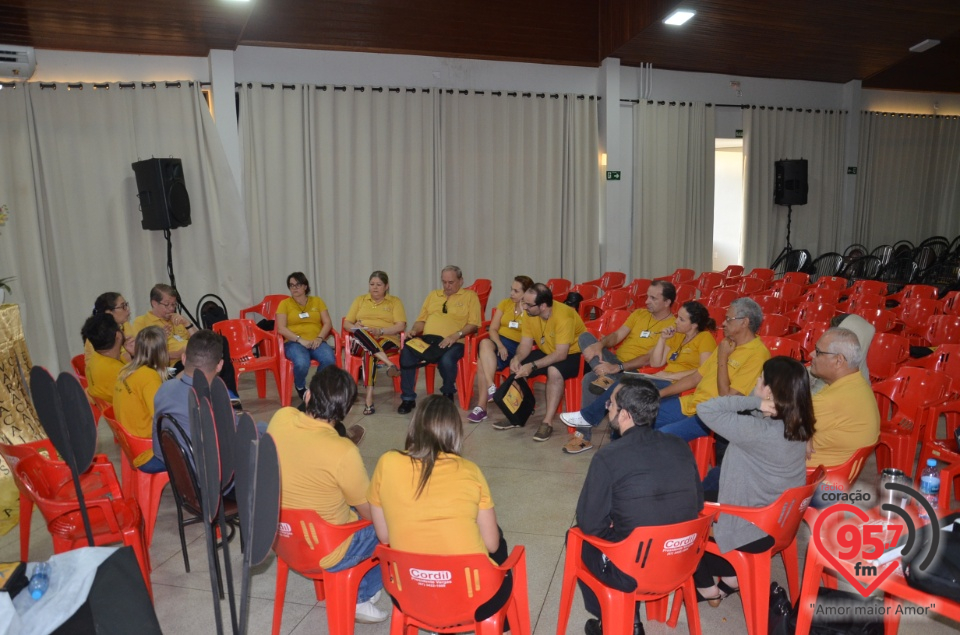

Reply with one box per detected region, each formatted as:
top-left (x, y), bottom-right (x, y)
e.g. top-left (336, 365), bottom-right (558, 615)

top-left (531, 361), bottom-right (538, 370)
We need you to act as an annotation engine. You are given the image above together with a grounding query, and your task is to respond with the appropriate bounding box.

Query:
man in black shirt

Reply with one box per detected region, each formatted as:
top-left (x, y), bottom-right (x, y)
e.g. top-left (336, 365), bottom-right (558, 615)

top-left (573, 375), bottom-right (704, 635)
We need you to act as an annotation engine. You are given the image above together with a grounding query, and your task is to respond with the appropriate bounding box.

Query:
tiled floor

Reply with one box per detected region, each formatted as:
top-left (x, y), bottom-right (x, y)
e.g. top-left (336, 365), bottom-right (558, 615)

top-left (4, 373), bottom-right (959, 634)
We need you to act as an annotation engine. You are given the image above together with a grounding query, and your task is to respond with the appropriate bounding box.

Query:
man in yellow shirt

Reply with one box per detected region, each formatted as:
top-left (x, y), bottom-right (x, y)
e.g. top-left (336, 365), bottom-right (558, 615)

top-left (654, 297), bottom-right (770, 441)
top-left (80, 313), bottom-right (126, 404)
top-left (807, 327), bottom-right (880, 468)
top-left (131, 284), bottom-right (198, 358)
top-left (398, 265), bottom-right (482, 414)
top-left (497, 283), bottom-right (586, 441)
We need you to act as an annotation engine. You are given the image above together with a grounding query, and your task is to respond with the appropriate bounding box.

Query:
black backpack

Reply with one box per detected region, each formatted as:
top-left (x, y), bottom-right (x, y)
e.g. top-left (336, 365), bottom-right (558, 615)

top-left (197, 295), bottom-right (228, 330)
top-left (903, 512), bottom-right (960, 602)
top-left (564, 292), bottom-right (584, 312)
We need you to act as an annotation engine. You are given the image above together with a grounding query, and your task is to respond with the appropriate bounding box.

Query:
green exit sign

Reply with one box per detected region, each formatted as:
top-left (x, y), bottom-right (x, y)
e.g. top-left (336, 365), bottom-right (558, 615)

top-left (606, 171), bottom-right (621, 181)
top-left (847, 166), bottom-right (858, 175)
top-left (735, 129), bottom-right (743, 138)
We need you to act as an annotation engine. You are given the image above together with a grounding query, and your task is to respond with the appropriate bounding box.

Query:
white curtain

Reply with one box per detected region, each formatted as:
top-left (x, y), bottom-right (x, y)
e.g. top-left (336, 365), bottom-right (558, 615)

top-left (742, 107), bottom-right (846, 269)
top-left (854, 112), bottom-right (960, 246)
top-left (239, 84), bottom-right (439, 322)
top-left (0, 82), bottom-right (245, 371)
top-left (632, 101), bottom-right (715, 278)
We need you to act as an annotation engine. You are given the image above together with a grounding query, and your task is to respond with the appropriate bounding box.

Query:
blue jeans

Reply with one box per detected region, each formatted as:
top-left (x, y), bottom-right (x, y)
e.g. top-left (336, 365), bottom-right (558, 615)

top-left (399, 342), bottom-right (464, 402)
top-left (652, 395), bottom-right (709, 441)
top-left (324, 524), bottom-right (383, 603)
top-left (284, 341), bottom-right (336, 390)
top-left (578, 376), bottom-right (671, 441)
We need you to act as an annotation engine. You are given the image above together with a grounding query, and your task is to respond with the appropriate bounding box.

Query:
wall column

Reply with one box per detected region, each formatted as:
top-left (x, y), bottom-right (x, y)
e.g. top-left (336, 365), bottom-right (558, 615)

top-left (599, 58), bottom-right (631, 275)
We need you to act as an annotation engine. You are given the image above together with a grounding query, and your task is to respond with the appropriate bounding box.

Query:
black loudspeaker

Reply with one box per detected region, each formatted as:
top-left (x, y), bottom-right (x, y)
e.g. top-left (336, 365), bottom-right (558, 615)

top-left (132, 158), bottom-right (192, 230)
top-left (774, 159), bottom-right (808, 206)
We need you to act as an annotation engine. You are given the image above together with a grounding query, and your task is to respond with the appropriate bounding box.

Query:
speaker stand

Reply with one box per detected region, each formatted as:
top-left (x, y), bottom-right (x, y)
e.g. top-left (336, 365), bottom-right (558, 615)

top-left (771, 205), bottom-right (794, 268)
top-left (163, 229), bottom-right (200, 327)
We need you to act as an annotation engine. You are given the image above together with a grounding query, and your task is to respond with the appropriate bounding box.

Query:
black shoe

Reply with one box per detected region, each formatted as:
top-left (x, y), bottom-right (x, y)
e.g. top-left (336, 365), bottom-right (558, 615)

top-left (584, 619), bottom-right (602, 635)
top-left (296, 386), bottom-right (306, 401)
top-left (398, 400), bottom-right (416, 415)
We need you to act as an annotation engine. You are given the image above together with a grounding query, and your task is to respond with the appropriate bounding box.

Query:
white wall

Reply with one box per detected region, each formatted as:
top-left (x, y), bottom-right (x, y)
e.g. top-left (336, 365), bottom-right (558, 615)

top-left (32, 50), bottom-right (209, 83)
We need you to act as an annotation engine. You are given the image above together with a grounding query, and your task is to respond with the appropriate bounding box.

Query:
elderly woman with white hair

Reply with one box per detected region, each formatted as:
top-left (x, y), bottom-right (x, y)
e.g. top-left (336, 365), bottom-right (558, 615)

top-left (653, 297), bottom-right (772, 441)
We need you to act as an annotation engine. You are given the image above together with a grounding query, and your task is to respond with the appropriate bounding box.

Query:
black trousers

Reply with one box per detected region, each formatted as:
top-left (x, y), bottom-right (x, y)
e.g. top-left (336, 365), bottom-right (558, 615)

top-left (577, 535), bottom-right (639, 620)
top-left (693, 534), bottom-right (775, 588)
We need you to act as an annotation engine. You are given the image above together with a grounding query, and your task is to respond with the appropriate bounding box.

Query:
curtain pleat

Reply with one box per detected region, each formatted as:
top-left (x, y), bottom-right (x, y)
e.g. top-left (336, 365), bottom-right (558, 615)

top-left (631, 101), bottom-right (715, 277)
top-left (742, 108), bottom-right (846, 268)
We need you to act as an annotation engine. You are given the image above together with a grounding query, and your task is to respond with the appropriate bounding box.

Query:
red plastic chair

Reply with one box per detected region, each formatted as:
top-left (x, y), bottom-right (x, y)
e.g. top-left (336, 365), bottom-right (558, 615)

top-left (598, 309), bottom-right (632, 335)
top-left (214, 318), bottom-right (292, 405)
top-left (866, 333), bottom-right (910, 382)
top-left (625, 278), bottom-right (652, 304)
top-left (70, 354), bottom-right (103, 426)
top-left (580, 271), bottom-right (627, 292)
top-left (906, 343), bottom-right (960, 377)
top-left (704, 287), bottom-right (738, 309)
top-left (941, 290), bottom-right (960, 316)
top-left (557, 511), bottom-right (718, 635)
top-left (272, 509), bottom-right (379, 635)
top-left (800, 288), bottom-right (840, 306)
top-left (703, 469), bottom-right (824, 635)
top-left (10, 445), bottom-right (152, 597)
top-left (786, 320), bottom-right (830, 358)
top-left (887, 283), bottom-right (938, 307)
top-left (689, 435), bottom-right (716, 480)
top-left (760, 336), bottom-right (805, 361)
top-left (579, 288), bottom-right (632, 321)
top-left (569, 284), bottom-right (602, 305)
top-left (923, 314), bottom-right (960, 347)
top-left (655, 268), bottom-right (696, 285)
top-left (849, 280), bottom-right (887, 297)
top-left (896, 298), bottom-right (939, 344)
top-left (376, 543), bottom-right (531, 635)
top-left (852, 306), bottom-right (898, 333)
top-left (872, 367), bottom-right (955, 476)
top-left (838, 292), bottom-right (885, 314)
top-left (0, 439), bottom-right (117, 561)
top-left (750, 294), bottom-right (784, 316)
top-left (466, 279), bottom-right (493, 317)
top-left (768, 282), bottom-right (804, 307)
top-left (99, 403), bottom-right (169, 547)
top-left (673, 284), bottom-right (697, 314)
top-left (782, 271), bottom-right (810, 287)
top-left (275, 328), bottom-right (345, 399)
top-left (734, 277), bottom-right (766, 296)
top-left (238, 293), bottom-right (289, 321)
top-left (757, 314), bottom-right (790, 337)
top-left (787, 302), bottom-right (836, 331)
top-left (913, 400), bottom-right (960, 511)
top-left (806, 444), bottom-right (877, 492)
top-left (745, 267), bottom-right (775, 287)
top-left (811, 276), bottom-right (847, 292)
top-left (341, 318), bottom-right (402, 394)
top-left (719, 264), bottom-right (744, 281)
top-left (418, 333), bottom-right (478, 410)
top-left (694, 271), bottom-right (725, 298)
top-left (546, 278), bottom-right (573, 303)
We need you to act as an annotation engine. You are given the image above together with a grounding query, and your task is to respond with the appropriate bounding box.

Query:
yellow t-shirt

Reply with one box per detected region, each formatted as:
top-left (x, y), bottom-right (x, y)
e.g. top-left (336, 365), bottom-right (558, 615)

top-left (267, 407), bottom-right (370, 567)
top-left (615, 310), bottom-right (677, 363)
top-left (417, 288), bottom-right (482, 340)
top-left (662, 330), bottom-right (718, 374)
top-left (132, 312), bottom-right (190, 356)
top-left (494, 297), bottom-right (525, 343)
top-left (680, 336), bottom-right (770, 416)
top-left (345, 294), bottom-right (406, 348)
top-left (277, 296), bottom-right (329, 340)
top-left (85, 351), bottom-right (125, 404)
top-left (368, 450), bottom-right (493, 559)
top-left (521, 301), bottom-right (586, 355)
top-left (113, 365), bottom-right (164, 466)
top-left (83, 322), bottom-right (134, 365)
top-left (808, 372), bottom-right (880, 468)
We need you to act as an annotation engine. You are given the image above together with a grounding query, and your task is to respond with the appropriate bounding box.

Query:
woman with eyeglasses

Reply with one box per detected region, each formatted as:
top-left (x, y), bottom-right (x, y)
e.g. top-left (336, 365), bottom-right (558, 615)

top-left (84, 292), bottom-right (136, 363)
top-left (467, 275), bottom-right (534, 424)
top-left (343, 270), bottom-right (407, 416)
top-left (692, 356), bottom-right (814, 606)
top-left (276, 271), bottom-right (337, 401)
top-left (368, 395), bottom-right (513, 620)
top-left (113, 326), bottom-right (170, 473)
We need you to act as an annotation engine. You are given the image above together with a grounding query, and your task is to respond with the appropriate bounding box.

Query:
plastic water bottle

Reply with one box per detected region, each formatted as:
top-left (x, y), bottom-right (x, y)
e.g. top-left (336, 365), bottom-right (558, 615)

top-left (28, 562), bottom-right (51, 600)
top-left (920, 458), bottom-right (941, 511)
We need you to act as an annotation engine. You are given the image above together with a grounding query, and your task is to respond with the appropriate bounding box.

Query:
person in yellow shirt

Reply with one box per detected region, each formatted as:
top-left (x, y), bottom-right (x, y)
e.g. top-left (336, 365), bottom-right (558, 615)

top-left (113, 326), bottom-right (169, 473)
top-left (275, 271), bottom-right (337, 401)
top-left (131, 284), bottom-right (198, 359)
top-left (807, 327), bottom-right (880, 468)
top-left (83, 292), bottom-right (135, 364)
top-left (654, 298), bottom-right (771, 441)
top-left (498, 283), bottom-right (586, 441)
top-left (80, 313), bottom-right (126, 404)
top-left (397, 265), bottom-right (482, 414)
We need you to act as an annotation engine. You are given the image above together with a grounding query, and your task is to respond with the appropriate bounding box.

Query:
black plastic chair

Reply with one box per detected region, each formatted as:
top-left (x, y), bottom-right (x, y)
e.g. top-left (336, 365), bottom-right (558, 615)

top-left (843, 243), bottom-right (868, 260)
top-left (840, 255), bottom-right (882, 281)
top-left (869, 244), bottom-right (894, 268)
top-left (918, 236), bottom-right (951, 260)
top-left (878, 257), bottom-right (918, 291)
top-left (808, 252), bottom-right (843, 282)
top-left (912, 245), bottom-right (939, 272)
top-left (892, 240), bottom-right (914, 259)
top-left (771, 249), bottom-right (811, 278)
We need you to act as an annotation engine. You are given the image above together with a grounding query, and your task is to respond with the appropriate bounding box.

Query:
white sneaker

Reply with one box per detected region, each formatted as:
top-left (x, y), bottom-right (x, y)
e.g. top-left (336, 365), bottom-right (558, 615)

top-left (355, 597), bottom-right (388, 624)
top-left (487, 384), bottom-right (497, 402)
top-left (560, 411), bottom-right (592, 428)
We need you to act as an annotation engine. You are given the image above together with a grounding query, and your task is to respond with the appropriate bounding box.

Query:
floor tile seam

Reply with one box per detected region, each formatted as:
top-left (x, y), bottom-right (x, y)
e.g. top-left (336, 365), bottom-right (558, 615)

top-left (531, 524), bottom-right (574, 634)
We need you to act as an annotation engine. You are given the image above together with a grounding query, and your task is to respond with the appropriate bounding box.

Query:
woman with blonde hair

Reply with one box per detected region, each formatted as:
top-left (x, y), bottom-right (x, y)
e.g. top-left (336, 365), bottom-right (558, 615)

top-left (113, 325), bottom-right (169, 473)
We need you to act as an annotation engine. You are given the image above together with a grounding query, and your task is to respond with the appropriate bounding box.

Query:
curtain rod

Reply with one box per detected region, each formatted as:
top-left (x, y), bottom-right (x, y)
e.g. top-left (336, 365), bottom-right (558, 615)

top-left (619, 99), bottom-right (844, 114)
top-left (235, 83), bottom-right (598, 100)
top-left (33, 81), bottom-right (209, 90)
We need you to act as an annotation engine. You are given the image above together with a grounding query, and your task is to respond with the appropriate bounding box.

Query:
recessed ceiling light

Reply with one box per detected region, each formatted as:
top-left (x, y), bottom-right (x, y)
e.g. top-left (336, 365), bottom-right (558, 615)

top-left (663, 9), bottom-right (696, 26)
top-left (909, 39), bottom-right (940, 53)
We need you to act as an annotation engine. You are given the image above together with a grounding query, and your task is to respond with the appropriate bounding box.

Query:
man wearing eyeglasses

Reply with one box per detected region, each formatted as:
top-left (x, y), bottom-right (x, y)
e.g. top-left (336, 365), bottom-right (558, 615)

top-left (132, 283), bottom-right (198, 358)
top-left (397, 266), bottom-right (482, 414)
top-left (806, 327), bottom-right (879, 468)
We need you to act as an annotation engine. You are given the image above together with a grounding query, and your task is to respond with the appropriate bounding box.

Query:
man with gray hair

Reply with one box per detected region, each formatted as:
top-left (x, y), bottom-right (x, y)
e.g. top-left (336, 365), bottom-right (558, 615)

top-left (807, 327), bottom-right (880, 468)
top-left (397, 265), bottom-right (482, 414)
top-left (653, 297), bottom-right (771, 441)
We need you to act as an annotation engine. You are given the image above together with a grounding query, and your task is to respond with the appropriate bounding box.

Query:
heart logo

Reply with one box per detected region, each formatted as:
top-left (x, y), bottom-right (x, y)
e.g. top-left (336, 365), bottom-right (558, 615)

top-left (811, 503), bottom-right (900, 597)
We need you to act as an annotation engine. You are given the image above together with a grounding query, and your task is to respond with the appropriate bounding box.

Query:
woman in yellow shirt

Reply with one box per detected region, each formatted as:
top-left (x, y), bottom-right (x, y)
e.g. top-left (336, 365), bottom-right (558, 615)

top-left (644, 300), bottom-right (718, 387)
top-left (275, 271), bottom-right (336, 400)
top-left (343, 271), bottom-right (407, 415)
top-left (83, 291), bottom-right (136, 364)
top-left (368, 395), bottom-right (513, 620)
top-left (113, 326), bottom-right (168, 473)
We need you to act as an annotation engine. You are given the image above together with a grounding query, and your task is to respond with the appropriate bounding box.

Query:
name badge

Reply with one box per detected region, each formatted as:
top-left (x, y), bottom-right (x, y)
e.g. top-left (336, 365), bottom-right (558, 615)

top-left (173, 335), bottom-right (184, 342)
top-left (669, 351), bottom-right (680, 361)
top-left (640, 330), bottom-right (652, 338)
top-left (508, 321), bottom-right (520, 329)
top-left (298, 311), bottom-right (310, 319)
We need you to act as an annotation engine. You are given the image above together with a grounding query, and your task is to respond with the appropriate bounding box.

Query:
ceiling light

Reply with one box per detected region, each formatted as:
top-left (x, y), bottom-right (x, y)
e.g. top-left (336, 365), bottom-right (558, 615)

top-left (663, 9), bottom-right (696, 26)
top-left (909, 39), bottom-right (940, 53)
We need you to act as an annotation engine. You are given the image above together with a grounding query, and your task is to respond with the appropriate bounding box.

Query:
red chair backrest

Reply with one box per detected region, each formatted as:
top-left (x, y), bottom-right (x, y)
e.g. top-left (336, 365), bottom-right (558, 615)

top-left (720, 265), bottom-right (744, 280)
top-left (746, 268), bottom-right (775, 285)
top-left (788, 320), bottom-right (830, 356)
top-left (546, 278), bottom-right (573, 303)
top-left (750, 294), bottom-right (785, 315)
top-left (71, 354), bottom-right (86, 378)
top-left (275, 508), bottom-right (373, 576)
top-left (850, 280), bottom-right (887, 297)
top-left (924, 314), bottom-right (960, 346)
top-left (845, 293), bottom-right (885, 313)
top-left (757, 314), bottom-right (790, 337)
top-left (213, 318), bottom-right (278, 362)
top-left (672, 285), bottom-right (697, 313)
top-left (941, 291), bottom-right (960, 315)
top-left (670, 268), bottom-right (696, 284)
top-left (872, 367), bottom-right (954, 423)
top-left (704, 287), bottom-right (737, 309)
top-left (241, 294), bottom-right (289, 320)
top-left (571, 283), bottom-right (601, 302)
top-left (913, 344), bottom-right (960, 377)
top-left (807, 444), bottom-right (877, 489)
top-left (599, 309), bottom-right (632, 335)
top-left (626, 278), bottom-right (652, 299)
top-left (898, 298), bottom-right (939, 330)
top-left (770, 281), bottom-right (803, 301)
top-left (802, 288), bottom-right (840, 305)
top-left (599, 288), bottom-right (632, 311)
top-left (853, 306), bottom-right (898, 333)
top-left (866, 333), bottom-right (910, 381)
top-left (814, 276), bottom-right (848, 291)
top-left (574, 511), bottom-right (716, 595)
top-left (599, 272), bottom-right (626, 291)
top-left (782, 272), bottom-right (810, 287)
top-left (102, 405), bottom-right (153, 463)
top-left (466, 279), bottom-right (493, 316)
top-left (760, 336), bottom-right (806, 361)
top-left (792, 302), bottom-right (836, 327)
top-left (375, 544), bottom-right (520, 628)
top-left (735, 277), bottom-right (766, 295)
top-left (695, 271), bottom-right (725, 296)
top-left (899, 284), bottom-right (939, 303)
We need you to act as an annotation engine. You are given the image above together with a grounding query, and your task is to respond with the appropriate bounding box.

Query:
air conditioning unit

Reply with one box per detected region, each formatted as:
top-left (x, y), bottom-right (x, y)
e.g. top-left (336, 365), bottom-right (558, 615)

top-left (0, 45), bottom-right (36, 81)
